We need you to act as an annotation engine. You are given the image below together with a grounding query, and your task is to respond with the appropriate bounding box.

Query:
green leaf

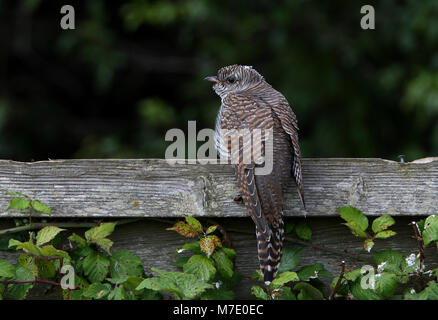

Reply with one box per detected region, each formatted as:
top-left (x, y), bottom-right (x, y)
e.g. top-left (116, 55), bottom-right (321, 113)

top-left (294, 282), bottom-right (324, 300)
top-left (180, 241), bottom-right (201, 254)
top-left (351, 281), bottom-right (381, 300)
top-left (31, 200), bottom-right (51, 215)
top-left (372, 249), bottom-right (403, 269)
top-left (94, 238), bottom-right (114, 254)
top-left (375, 272), bottom-right (398, 298)
top-left (251, 285), bottom-right (269, 300)
top-left (284, 222), bottom-right (295, 234)
top-left (183, 254), bottom-right (216, 282)
top-left (36, 226), bottom-right (65, 246)
top-left (7, 197), bottom-right (30, 211)
top-left (0, 259), bottom-right (16, 278)
top-left (9, 239), bottom-right (41, 256)
top-left (344, 268), bottom-right (362, 282)
top-left (297, 263), bottom-right (332, 280)
top-left (363, 239), bottom-right (374, 252)
top-left (17, 254), bottom-right (38, 277)
top-left (422, 215), bottom-right (438, 245)
top-left (271, 271), bottom-right (299, 286)
top-left (295, 222), bottom-right (312, 240)
top-left (276, 286), bottom-right (296, 300)
top-left (338, 206), bottom-right (369, 232)
top-left (7, 266), bottom-right (35, 300)
top-left (82, 283), bottom-right (111, 299)
top-left (108, 285), bottom-right (125, 300)
top-left (205, 225), bottom-right (218, 235)
top-left (35, 258), bottom-right (56, 279)
top-left (85, 222), bottom-right (116, 242)
top-left (374, 230), bottom-right (397, 239)
top-left (40, 245), bottom-right (70, 260)
top-left (201, 287), bottom-right (235, 300)
top-left (167, 221), bottom-right (199, 238)
top-left (82, 251), bottom-right (110, 283)
top-left (372, 214), bottom-right (395, 233)
top-left (110, 250), bottom-right (144, 279)
top-left (344, 221), bottom-right (368, 238)
top-left (200, 235), bottom-right (221, 257)
top-left (278, 247), bottom-right (302, 272)
top-left (138, 268), bottom-right (212, 299)
top-left (185, 217), bottom-right (204, 233)
top-left (174, 256), bottom-right (190, 268)
top-left (68, 233), bottom-right (87, 246)
top-left (212, 250), bottom-right (233, 279)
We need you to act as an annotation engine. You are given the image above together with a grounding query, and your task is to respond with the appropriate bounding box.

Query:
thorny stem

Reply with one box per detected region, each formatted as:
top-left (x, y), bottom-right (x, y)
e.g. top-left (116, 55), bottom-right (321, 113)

top-left (409, 221), bottom-right (425, 271)
top-left (328, 261), bottom-right (346, 300)
top-left (0, 218), bottom-right (143, 236)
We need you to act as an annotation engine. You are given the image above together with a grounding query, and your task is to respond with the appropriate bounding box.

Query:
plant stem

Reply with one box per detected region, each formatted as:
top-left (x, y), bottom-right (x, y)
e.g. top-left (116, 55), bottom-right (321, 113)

top-left (0, 218), bottom-right (143, 236)
top-left (328, 261), bottom-right (346, 300)
top-left (409, 221), bottom-right (425, 271)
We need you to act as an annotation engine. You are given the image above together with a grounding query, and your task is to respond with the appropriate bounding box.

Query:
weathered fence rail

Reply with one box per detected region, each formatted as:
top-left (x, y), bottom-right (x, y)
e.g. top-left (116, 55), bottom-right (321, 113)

top-left (1, 157), bottom-right (438, 217)
top-left (0, 157), bottom-right (437, 299)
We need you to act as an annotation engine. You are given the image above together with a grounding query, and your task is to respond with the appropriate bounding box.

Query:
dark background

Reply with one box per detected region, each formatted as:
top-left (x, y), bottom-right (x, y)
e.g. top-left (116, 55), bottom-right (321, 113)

top-left (0, 0), bottom-right (437, 162)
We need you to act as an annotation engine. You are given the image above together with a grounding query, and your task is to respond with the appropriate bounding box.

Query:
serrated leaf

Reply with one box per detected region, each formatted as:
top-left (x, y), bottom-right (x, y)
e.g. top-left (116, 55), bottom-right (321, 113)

top-left (351, 281), bottom-right (381, 300)
top-left (423, 215), bottom-right (438, 245)
top-left (375, 272), bottom-right (398, 298)
top-left (338, 206), bottom-right (369, 231)
top-left (82, 283), bottom-right (111, 299)
top-left (205, 225), bottom-right (218, 235)
top-left (374, 230), bottom-right (397, 239)
top-left (372, 249), bottom-right (403, 269)
top-left (68, 233), bottom-right (86, 246)
top-left (40, 245), bottom-right (70, 260)
top-left (276, 286), bottom-right (296, 300)
top-left (110, 250), bottom-right (144, 279)
top-left (277, 247), bottom-right (302, 273)
top-left (271, 271), bottom-right (299, 286)
top-left (85, 222), bottom-right (116, 242)
top-left (7, 266), bottom-right (35, 300)
top-left (297, 263), bottom-right (331, 280)
top-left (108, 285), bottom-right (125, 300)
top-left (294, 282), bottom-right (324, 300)
top-left (344, 221), bottom-right (368, 238)
top-left (140, 268), bottom-right (212, 299)
top-left (212, 250), bottom-right (233, 279)
top-left (17, 254), bottom-right (38, 277)
top-left (183, 255), bottom-right (216, 282)
top-left (167, 221), bottom-right (199, 238)
top-left (185, 217), bottom-right (203, 233)
top-left (200, 235), bottom-right (221, 257)
top-left (31, 200), bottom-right (51, 215)
top-left (9, 239), bottom-right (41, 256)
top-left (0, 259), bottom-right (16, 278)
top-left (180, 241), bottom-right (201, 254)
top-left (7, 197), bottom-right (30, 211)
top-left (251, 285), bottom-right (269, 300)
top-left (364, 239), bottom-right (374, 252)
top-left (344, 268), bottom-right (362, 281)
top-left (295, 222), bottom-right (312, 240)
top-left (36, 226), bottom-right (65, 246)
top-left (36, 258), bottom-right (56, 279)
top-left (83, 251), bottom-right (110, 283)
top-left (372, 214), bottom-right (395, 233)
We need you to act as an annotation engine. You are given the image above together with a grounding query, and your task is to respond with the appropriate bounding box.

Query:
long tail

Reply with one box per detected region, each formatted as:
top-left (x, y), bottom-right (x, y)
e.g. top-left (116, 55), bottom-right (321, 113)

top-left (256, 217), bottom-right (285, 285)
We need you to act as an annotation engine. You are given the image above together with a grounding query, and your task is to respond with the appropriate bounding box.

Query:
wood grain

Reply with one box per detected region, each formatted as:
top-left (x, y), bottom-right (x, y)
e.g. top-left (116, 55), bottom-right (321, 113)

top-left (1, 217), bottom-right (436, 299)
top-left (0, 158), bottom-right (437, 218)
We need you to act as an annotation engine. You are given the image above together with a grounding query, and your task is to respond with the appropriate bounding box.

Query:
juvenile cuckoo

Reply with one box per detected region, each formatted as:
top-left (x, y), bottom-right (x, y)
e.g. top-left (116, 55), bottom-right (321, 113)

top-left (205, 65), bottom-right (305, 284)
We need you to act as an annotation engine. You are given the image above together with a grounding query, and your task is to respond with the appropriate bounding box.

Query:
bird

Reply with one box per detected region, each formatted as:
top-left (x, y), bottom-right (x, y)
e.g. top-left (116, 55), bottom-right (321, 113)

top-left (205, 65), bottom-right (305, 284)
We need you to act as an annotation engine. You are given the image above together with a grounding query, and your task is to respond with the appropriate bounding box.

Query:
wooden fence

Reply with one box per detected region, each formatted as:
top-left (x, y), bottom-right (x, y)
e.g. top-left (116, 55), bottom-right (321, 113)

top-left (0, 158), bottom-right (437, 299)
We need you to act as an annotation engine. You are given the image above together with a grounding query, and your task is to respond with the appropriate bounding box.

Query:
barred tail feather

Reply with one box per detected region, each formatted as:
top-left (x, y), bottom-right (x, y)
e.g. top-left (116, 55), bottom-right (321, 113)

top-left (256, 217), bottom-right (285, 285)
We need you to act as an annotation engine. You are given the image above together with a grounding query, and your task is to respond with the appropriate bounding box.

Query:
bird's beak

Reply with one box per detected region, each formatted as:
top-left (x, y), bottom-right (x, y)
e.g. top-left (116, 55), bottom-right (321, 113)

top-left (204, 76), bottom-right (219, 83)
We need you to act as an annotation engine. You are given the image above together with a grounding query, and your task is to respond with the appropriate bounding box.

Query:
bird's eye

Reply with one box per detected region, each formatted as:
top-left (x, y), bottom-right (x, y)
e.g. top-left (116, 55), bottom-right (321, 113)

top-left (226, 76), bottom-right (236, 84)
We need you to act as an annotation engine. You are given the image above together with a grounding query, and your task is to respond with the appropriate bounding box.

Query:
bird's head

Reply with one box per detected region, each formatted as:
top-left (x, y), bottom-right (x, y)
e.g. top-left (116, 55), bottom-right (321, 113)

top-left (204, 65), bottom-right (264, 98)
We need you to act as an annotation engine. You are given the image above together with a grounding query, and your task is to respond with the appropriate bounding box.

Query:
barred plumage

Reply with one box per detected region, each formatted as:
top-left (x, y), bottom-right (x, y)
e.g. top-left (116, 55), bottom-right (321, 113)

top-left (205, 65), bottom-right (305, 284)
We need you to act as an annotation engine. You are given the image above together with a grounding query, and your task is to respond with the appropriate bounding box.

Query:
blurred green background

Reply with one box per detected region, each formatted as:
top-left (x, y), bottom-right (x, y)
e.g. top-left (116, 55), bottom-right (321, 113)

top-left (0, 0), bottom-right (437, 161)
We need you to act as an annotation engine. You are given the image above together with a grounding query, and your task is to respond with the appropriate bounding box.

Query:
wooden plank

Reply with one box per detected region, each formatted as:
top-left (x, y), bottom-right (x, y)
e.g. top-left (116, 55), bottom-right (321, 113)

top-left (1, 217), bottom-right (436, 299)
top-left (0, 158), bottom-right (437, 218)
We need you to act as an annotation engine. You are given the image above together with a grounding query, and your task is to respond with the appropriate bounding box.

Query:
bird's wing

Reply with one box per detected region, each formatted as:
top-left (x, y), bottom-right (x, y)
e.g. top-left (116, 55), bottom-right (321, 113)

top-left (220, 93), bottom-right (274, 239)
top-left (269, 95), bottom-right (305, 208)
